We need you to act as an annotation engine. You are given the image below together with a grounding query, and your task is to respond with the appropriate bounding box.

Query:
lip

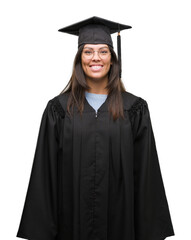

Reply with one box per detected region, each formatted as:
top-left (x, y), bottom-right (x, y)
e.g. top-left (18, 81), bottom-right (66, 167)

top-left (89, 64), bottom-right (103, 72)
top-left (89, 64), bottom-right (103, 66)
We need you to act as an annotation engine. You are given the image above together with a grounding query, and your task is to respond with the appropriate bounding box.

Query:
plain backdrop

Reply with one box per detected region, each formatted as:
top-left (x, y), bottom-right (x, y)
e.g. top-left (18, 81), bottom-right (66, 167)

top-left (0, 0), bottom-right (190, 239)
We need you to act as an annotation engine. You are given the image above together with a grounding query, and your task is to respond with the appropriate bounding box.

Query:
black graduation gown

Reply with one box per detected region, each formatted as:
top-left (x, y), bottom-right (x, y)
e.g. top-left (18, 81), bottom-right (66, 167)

top-left (16, 91), bottom-right (174, 240)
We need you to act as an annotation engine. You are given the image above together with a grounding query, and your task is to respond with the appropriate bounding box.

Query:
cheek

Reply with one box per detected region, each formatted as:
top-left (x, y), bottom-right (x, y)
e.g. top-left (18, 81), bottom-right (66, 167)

top-left (81, 58), bottom-right (89, 72)
top-left (105, 59), bottom-right (112, 71)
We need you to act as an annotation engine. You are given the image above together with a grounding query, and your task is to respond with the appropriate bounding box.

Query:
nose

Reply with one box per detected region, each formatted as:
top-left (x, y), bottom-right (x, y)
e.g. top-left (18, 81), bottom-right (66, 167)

top-left (92, 51), bottom-right (101, 60)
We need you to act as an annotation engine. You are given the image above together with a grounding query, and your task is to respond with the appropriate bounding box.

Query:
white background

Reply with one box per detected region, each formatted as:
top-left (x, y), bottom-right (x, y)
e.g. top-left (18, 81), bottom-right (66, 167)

top-left (0, 0), bottom-right (190, 239)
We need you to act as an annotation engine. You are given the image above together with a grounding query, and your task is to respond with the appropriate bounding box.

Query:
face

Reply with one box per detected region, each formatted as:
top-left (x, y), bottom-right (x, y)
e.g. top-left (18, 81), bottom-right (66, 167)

top-left (81, 44), bottom-right (112, 82)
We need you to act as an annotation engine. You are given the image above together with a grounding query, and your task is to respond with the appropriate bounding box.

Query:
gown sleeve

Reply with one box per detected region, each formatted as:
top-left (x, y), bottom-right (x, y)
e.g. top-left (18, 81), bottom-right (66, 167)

top-left (129, 98), bottom-right (175, 240)
top-left (16, 98), bottom-right (65, 240)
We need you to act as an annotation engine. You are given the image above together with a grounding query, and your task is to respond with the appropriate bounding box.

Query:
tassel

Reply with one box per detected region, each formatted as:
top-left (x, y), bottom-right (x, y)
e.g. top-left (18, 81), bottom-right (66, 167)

top-left (117, 31), bottom-right (122, 79)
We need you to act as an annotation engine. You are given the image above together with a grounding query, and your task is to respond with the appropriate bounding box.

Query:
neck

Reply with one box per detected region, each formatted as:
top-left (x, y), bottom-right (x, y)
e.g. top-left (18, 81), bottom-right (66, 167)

top-left (86, 76), bottom-right (108, 94)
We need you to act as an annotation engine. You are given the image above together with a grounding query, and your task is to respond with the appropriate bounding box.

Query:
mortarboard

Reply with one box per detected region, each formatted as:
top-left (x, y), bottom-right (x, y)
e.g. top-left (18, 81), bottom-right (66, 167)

top-left (58, 16), bottom-right (132, 79)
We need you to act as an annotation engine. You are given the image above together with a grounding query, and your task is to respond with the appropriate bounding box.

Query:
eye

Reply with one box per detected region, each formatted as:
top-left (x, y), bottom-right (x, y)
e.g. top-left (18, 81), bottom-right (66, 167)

top-left (99, 49), bottom-right (109, 55)
top-left (83, 50), bottom-right (93, 55)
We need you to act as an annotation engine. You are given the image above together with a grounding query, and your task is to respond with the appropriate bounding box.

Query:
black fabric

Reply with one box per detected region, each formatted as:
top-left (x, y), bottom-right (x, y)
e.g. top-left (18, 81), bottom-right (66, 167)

top-left (117, 33), bottom-right (122, 78)
top-left (78, 24), bottom-right (113, 48)
top-left (16, 91), bottom-right (175, 240)
top-left (58, 16), bottom-right (131, 48)
top-left (58, 16), bottom-right (131, 35)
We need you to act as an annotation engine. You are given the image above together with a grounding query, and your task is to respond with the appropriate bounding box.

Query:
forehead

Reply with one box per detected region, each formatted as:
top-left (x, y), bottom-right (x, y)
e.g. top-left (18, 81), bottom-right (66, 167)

top-left (83, 44), bottom-right (109, 49)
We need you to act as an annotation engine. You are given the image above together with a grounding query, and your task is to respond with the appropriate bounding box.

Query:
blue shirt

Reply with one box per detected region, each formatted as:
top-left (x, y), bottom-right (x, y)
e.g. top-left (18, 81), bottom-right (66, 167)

top-left (85, 91), bottom-right (108, 113)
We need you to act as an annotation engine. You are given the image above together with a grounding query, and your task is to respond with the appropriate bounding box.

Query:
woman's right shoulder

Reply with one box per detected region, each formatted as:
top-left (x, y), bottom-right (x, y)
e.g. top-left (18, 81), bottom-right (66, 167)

top-left (46, 92), bottom-right (70, 118)
top-left (50, 92), bottom-right (70, 105)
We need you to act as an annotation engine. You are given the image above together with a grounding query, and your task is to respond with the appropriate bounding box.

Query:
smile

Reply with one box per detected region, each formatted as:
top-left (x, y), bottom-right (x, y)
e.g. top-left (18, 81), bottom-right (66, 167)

top-left (89, 65), bottom-right (103, 71)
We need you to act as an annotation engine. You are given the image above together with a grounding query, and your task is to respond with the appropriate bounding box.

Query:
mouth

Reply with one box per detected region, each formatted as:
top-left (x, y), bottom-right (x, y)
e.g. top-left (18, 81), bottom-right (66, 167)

top-left (89, 64), bottom-right (103, 71)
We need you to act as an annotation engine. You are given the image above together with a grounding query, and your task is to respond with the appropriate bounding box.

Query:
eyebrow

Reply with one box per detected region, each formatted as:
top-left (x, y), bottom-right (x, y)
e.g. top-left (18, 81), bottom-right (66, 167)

top-left (83, 47), bottom-right (109, 50)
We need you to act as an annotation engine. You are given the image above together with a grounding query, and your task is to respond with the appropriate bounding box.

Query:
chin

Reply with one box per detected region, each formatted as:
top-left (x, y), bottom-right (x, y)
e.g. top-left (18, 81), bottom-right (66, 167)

top-left (88, 74), bottom-right (107, 81)
top-left (87, 71), bottom-right (109, 80)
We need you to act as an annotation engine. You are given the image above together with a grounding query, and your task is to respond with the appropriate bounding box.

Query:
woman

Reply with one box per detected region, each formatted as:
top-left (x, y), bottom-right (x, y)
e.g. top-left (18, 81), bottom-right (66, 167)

top-left (17, 17), bottom-right (175, 240)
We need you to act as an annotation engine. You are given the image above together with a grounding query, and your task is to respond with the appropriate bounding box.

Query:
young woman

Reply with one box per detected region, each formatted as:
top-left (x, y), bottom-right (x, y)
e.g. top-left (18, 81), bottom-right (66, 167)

top-left (17, 17), bottom-right (175, 240)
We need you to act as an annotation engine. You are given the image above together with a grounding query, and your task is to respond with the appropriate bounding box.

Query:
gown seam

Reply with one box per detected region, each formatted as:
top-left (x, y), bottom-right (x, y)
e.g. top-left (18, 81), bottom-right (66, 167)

top-left (127, 97), bottom-right (147, 122)
top-left (50, 96), bottom-right (65, 118)
top-left (93, 114), bottom-right (98, 236)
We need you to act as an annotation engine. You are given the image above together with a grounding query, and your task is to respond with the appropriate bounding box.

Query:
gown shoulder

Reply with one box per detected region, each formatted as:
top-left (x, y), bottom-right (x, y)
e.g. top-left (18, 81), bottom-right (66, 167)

top-left (47, 92), bottom-right (70, 118)
top-left (122, 91), bottom-right (148, 116)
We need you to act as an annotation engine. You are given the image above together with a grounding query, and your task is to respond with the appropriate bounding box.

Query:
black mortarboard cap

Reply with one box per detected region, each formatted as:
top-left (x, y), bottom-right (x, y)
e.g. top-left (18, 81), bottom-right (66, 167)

top-left (58, 16), bottom-right (132, 78)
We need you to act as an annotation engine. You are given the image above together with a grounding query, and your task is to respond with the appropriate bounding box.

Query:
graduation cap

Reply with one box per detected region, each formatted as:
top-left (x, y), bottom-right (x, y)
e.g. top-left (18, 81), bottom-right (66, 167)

top-left (58, 16), bottom-right (132, 79)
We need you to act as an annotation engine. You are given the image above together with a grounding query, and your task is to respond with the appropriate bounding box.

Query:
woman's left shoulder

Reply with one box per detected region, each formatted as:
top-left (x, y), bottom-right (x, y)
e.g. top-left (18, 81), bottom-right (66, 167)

top-left (121, 91), bottom-right (148, 111)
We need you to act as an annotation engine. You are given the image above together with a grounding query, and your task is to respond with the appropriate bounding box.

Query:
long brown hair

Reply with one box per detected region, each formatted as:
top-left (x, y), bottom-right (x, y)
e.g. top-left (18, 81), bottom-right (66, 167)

top-left (60, 45), bottom-right (126, 121)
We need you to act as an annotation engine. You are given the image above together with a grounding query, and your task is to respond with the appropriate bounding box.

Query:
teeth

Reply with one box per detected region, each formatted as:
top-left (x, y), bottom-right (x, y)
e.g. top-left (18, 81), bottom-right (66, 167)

top-left (91, 65), bottom-right (102, 70)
